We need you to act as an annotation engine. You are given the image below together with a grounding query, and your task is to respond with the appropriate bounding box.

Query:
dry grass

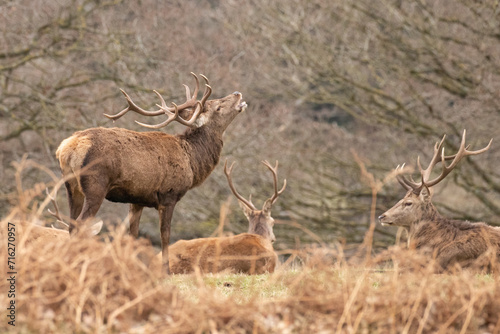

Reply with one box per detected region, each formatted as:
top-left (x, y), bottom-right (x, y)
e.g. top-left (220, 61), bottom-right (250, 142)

top-left (1, 160), bottom-right (500, 333)
top-left (2, 215), bottom-right (500, 333)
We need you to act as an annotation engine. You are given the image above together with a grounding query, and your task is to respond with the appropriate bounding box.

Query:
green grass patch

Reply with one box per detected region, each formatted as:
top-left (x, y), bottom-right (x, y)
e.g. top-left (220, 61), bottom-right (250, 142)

top-left (163, 271), bottom-right (298, 303)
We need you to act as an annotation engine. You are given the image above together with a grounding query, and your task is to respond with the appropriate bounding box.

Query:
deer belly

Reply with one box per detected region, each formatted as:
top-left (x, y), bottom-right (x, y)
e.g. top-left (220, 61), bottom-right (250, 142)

top-left (105, 178), bottom-right (189, 207)
top-left (104, 187), bottom-right (158, 207)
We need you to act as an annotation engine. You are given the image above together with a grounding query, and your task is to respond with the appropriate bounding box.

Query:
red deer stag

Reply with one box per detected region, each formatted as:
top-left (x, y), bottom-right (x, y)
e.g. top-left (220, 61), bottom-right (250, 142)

top-left (56, 73), bottom-right (247, 273)
top-left (378, 130), bottom-right (499, 272)
top-left (155, 160), bottom-right (286, 274)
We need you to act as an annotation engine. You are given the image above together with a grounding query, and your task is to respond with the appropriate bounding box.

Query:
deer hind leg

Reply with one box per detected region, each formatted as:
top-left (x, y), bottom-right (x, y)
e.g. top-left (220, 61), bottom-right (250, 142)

top-left (71, 174), bottom-right (108, 234)
top-left (128, 204), bottom-right (144, 238)
top-left (64, 180), bottom-right (85, 231)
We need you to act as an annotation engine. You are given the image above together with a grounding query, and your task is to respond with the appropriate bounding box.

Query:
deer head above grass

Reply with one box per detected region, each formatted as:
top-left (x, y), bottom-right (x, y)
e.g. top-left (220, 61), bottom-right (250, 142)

top-left (379, 130), bottom-right (499, 272)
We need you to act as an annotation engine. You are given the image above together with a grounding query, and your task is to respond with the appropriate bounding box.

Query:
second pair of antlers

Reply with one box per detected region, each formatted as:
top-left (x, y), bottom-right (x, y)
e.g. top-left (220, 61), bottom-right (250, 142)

top-left (396, 129), bottom-right (492, 193)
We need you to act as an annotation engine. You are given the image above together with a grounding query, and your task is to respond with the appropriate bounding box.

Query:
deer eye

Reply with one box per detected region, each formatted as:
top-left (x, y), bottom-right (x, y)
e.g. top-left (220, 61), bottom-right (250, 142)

top-left (216, 105), bottom-right (221, 111)
top-left (404, 202), bottom-right (413, 207)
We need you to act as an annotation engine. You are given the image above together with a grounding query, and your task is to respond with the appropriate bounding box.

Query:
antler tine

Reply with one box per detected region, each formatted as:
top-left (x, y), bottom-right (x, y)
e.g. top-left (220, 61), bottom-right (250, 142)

top-left (224, 160), bottom-right (257, 210)
top-left (180, 72), bottom-right (200, 102)
top-left (395, 163), bottom-right (417, 191)
top-left (200, 84), bottom-right (212, 107)
top-left (163, 75), bottom-right (210, 127)
top-left (183, 84), bottom-right (191, 101)
top-left (415, 135), bottom-right (463, 179)
top-left (158, 72), bottom-right (204, 113)
top-left (135, 102), bottom-right (180, 129)
top-left (261, 160), bottom-right (287, 205)
top-left (200, 74), bottom-right (210, 84)
top-left (104, 89), bottom-right (165, 120)
top-left (188, 72), bottom-right (200, 99)
top-left (152, 74), bottom-right (211, 128)
top-left (45, 188), bottom-right (69, 227)
top-left (416, 134), bottom-right (447, 183)
top-left (192, 74), bottom-right (212, 107)
top-left (107, 73), bottom-right (212, 129)
top-left (153, 89), bottom-right (169, 109)
top-left (394, 130), bottom-right (492, 194)
top-left (422, 129), bottom-right (493, 188)
top-left (174, 101), bottom-right (203, 127)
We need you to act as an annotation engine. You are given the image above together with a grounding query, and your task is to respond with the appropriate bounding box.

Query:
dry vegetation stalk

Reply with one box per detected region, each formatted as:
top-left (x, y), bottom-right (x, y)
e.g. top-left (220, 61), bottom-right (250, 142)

top-left (1, 160), bottom-right (500, 333)
top-left (2, 217), bottom-right (500, 333)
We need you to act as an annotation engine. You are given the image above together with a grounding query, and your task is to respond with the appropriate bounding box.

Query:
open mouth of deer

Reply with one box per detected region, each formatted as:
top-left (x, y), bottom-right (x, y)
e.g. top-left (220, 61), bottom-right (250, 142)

top-left (233, 91), bottom-right (247, 112)
top-left (237, 101), bottom-right (248, 111)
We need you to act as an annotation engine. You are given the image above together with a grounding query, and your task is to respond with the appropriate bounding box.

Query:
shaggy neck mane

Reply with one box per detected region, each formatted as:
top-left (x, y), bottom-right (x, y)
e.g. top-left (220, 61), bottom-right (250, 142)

top-left (249, 220), bottom-right (269, 238)
top-left (179, 126), bottom-right (223, 188)
top-left (410, 202), bottom-right (484, 247)
top-left (420, 201), bottom-right (442, 222)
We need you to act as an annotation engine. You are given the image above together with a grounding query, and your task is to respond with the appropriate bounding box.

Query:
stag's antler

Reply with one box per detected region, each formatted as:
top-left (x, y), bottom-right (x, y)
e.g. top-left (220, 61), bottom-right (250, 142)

top-left (224, 160), bottom-right (257, 210)
top-left (397, 129), bottom-right (492, 194)
top-left (46, 188), bottom-right (69, 228)
top-left (261, 160), bottom-right (287, 205)
top-left (104, 72), bottom-right (212, 129)
top-left (224, 160), bottom-right (287, 211)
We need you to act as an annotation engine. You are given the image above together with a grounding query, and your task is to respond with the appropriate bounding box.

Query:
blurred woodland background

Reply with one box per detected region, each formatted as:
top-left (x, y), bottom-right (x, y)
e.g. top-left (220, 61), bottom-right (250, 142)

top-left (1, 0), bottom-right (499, 253)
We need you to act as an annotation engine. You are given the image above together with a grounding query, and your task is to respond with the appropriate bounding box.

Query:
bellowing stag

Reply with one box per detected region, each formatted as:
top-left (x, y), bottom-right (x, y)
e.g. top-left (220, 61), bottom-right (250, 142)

top-left (378, 130), bottom-right (499, 272)
top-left (56, 73), bottom-right (247, 273)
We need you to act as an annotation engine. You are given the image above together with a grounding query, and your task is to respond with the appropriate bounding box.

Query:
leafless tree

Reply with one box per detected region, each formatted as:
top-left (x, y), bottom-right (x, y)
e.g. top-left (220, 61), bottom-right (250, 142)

top-left (3, 0), bottom-right (499, 253)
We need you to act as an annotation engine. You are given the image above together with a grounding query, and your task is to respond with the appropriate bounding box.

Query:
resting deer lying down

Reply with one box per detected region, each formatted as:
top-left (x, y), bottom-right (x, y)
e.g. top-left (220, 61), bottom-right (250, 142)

top-left (19, 190), bottom-right (102, 245)
top-left (154, 160), bottom-right (286, 274)
top-left (379, 130), bottom-right (500, 272)
top-left (18, 220), bottom-right (102, 245)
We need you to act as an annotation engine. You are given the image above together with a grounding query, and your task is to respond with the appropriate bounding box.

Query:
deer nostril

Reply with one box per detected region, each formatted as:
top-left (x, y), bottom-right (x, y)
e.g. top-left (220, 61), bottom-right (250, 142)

top-left (378, 215), bottom-right (385, 221)
top-left (233, 91), bottom-right (241, 96)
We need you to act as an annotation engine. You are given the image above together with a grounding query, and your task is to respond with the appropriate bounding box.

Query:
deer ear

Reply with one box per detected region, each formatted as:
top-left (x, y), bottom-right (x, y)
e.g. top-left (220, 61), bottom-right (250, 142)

top-left (419, 185), bottom-right (432, 202)
top-left (262, 199), bottom-right (273, 217)
top-left (238, 200), bottom-right (254, 219)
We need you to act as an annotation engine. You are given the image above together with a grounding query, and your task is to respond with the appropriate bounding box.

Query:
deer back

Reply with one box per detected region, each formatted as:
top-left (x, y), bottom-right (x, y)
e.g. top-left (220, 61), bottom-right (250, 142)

top-left (166, 233), bottom-right (277, 274)
top-left (57, 128), bottom-right (196, 202)
top-left (410, 218), bottom-right (500, 271)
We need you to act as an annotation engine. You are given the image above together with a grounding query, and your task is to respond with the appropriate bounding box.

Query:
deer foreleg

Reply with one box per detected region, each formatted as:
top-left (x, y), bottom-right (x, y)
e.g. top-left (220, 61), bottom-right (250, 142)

top-left (128, 204), bottom-right (144, 238)
top-left (159, 202), bottom-right (176, 275)
top-left (436, 245), bottom-right (476, 272)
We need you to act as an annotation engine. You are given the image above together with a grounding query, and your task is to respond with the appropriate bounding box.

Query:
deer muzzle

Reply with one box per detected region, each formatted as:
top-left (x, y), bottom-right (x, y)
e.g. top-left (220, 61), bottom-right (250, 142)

top-left (232, 92), bottom-right (247, 112)
top-left (378, 214), bottom-right (392, 226)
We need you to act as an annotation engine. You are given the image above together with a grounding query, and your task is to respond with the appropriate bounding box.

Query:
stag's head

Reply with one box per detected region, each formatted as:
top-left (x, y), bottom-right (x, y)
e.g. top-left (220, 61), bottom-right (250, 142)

top-left (104, 72), bottom-right (246, 132)
top-left (379, 187), bottom-right (433, 227)
top-left (224, 160), bottom-right (287, 243)
top-left (379, 130), bottom-right (492, 227)
top-left (195, 90), bottom-right (247, 132)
